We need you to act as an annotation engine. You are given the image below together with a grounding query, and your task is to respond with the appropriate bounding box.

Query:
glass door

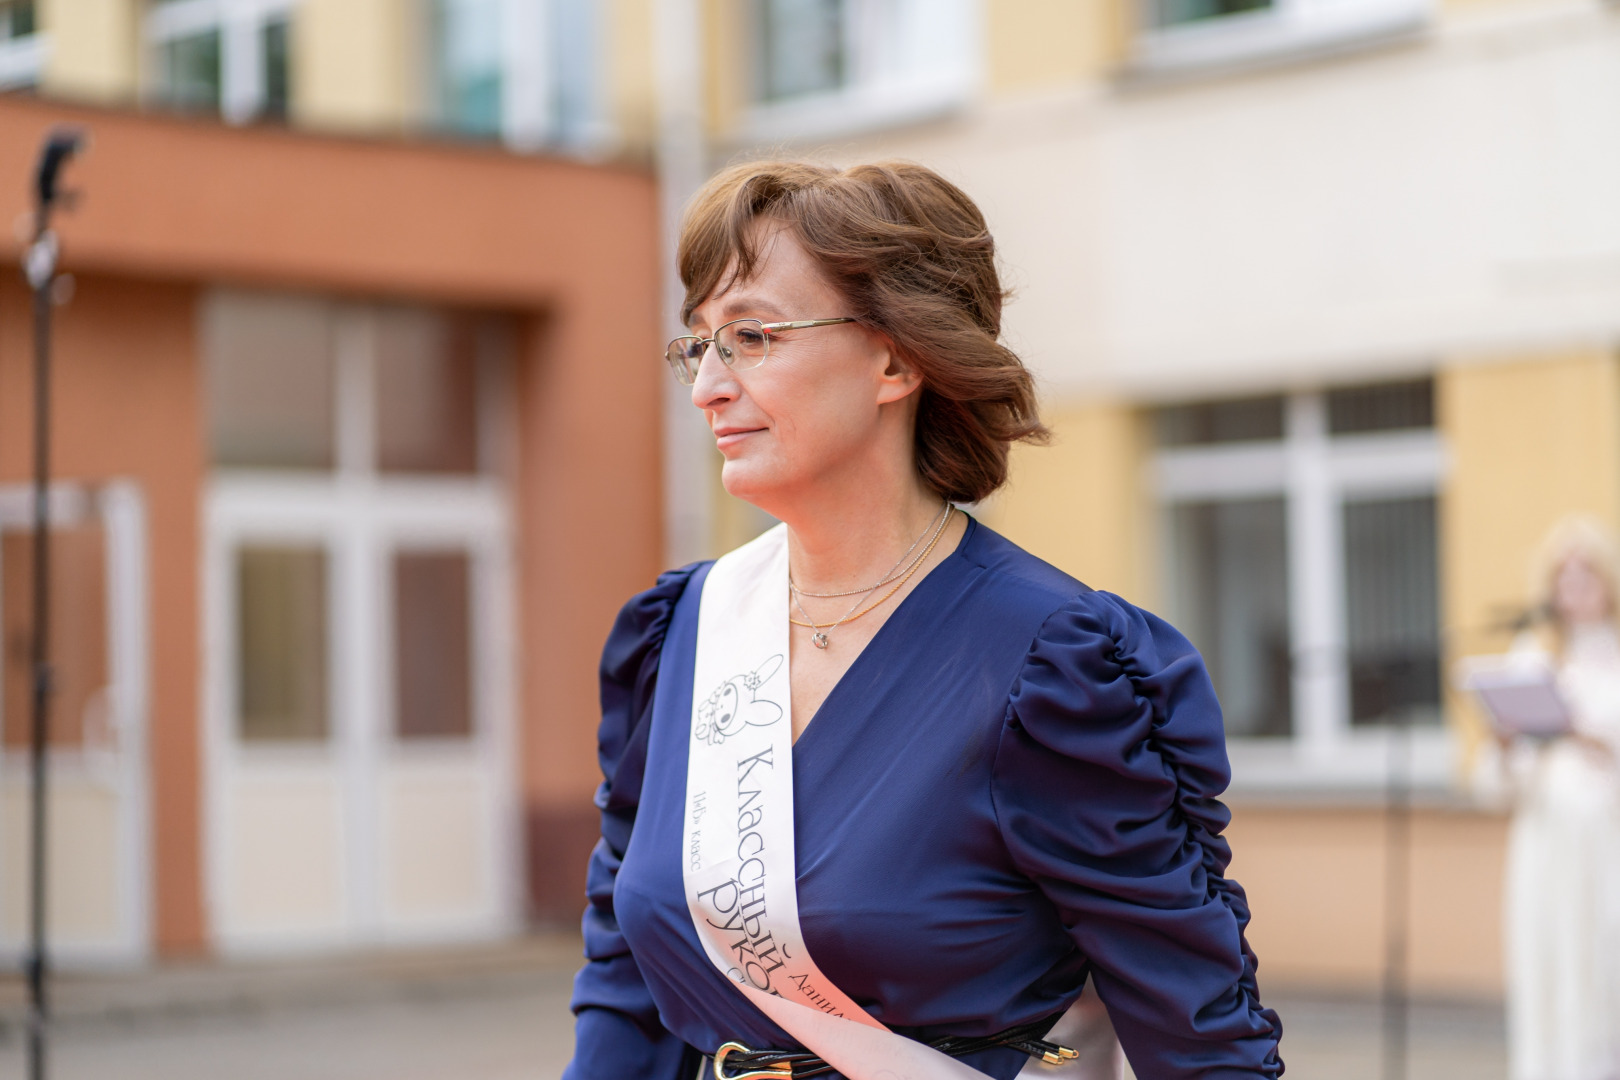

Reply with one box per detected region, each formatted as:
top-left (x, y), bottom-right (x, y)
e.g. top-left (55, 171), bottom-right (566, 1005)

top-left (204, 291), bottom-right (518, 953)
top-left (0, 483), bottom-right (150, 964)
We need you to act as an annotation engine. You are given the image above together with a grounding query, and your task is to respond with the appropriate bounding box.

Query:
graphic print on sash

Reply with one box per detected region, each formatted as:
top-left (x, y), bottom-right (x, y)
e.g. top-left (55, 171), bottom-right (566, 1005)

top-left (681, 525), bottom-right (1088, 1079)
top-left (682, 525), bottom-right (879, 1026)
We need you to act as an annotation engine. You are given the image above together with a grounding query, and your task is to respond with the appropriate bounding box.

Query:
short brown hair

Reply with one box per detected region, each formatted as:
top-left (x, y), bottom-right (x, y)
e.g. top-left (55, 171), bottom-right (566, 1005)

top-left (677, 160), bottom-right (1047, 504)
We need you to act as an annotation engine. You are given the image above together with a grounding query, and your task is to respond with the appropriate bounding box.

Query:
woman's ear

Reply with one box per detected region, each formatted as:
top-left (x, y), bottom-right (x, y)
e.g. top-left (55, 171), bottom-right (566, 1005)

top-left (874, 340), bottom-right (923, 405)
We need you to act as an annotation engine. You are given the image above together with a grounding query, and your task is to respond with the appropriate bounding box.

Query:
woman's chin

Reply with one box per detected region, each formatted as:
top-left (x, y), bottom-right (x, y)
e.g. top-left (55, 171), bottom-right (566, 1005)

top-left (719, 460), bottom-right (782, 508)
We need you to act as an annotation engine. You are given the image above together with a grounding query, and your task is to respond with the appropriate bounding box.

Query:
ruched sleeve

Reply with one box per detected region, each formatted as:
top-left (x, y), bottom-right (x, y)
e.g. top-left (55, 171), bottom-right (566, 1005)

top-left (994, 590), bottom-right (1283, 1079)
top-left (563, 566), bottom-right (704, 1080)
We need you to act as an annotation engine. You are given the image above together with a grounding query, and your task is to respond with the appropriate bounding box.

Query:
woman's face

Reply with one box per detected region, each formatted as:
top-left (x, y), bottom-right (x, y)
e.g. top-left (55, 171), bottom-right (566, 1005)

top-left (1553, 554), bottom-right (1613, 627)
top-left (687, 222), bottom-right (919, 511)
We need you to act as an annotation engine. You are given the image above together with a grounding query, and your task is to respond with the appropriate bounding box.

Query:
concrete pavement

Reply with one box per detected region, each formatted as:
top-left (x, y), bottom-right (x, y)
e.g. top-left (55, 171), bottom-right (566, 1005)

top-left (0, 935), bottom-right (1505, 1079)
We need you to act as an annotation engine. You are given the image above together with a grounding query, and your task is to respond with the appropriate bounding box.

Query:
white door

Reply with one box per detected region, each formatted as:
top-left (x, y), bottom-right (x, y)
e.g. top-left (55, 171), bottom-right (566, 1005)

top-left (0, 482), bottom-right (150, 966)
top-left (202, 292), bottom-right (519, 954)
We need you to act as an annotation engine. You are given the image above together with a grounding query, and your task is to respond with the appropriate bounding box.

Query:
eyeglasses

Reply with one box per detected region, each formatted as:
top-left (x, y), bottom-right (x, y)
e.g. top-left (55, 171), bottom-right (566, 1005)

top-left (665, 317), bottom-right (856, 386)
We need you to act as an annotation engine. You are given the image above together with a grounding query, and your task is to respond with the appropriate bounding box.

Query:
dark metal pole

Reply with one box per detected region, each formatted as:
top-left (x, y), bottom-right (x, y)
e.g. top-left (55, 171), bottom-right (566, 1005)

top-left (1382, 701), bottom-right (1412, 1080)
top-left (22, 126), bottom-right (85, 1080)
top-left (24, 219), bottom-right (51, 1080)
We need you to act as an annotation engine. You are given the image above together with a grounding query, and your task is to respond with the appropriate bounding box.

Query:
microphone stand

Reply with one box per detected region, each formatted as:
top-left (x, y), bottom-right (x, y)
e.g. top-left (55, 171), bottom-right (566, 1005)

top-left (21, 125), bottom-right (86, 1080)
top-left (1382, 694), bottom-right (1411, 1080)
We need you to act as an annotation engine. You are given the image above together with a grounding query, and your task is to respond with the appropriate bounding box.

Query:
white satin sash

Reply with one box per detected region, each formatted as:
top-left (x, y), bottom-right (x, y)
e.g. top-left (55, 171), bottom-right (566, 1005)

top-left (681, 525), bottom-right (1110, 1080)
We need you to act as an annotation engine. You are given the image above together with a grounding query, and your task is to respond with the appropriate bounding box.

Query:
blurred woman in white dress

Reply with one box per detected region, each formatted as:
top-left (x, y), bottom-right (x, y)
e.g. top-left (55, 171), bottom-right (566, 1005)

top-left (1495, 517), bottom-right (1620, 1080)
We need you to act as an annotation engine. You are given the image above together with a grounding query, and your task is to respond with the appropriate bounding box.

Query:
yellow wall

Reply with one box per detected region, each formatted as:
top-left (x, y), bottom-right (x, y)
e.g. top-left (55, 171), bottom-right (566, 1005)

top-left (1230, 804), bottom-right (1507, 996)
top-left (609, 0), bottom-right (657, 158)
top-left (293, 0), bottom-right (419, 134)
top-left (1438, 349), bottom-right (1620, 764)
top-left (39, 0), bottom-right (139, 105)
top-left (985, 0), bottom-right (1126, 93)
top-left (985, 401), bottom-right (1153, 604)
top-left (702, 0), bottom-right (745, 140)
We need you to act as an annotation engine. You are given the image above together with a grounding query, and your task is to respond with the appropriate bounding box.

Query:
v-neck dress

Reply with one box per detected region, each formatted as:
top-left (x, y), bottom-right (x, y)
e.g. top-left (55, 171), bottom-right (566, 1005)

top-left (562, 519), bottom-right (1283, 1080)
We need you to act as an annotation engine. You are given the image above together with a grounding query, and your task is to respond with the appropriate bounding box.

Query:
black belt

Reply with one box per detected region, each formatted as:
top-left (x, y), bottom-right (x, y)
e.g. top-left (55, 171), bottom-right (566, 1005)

top-left (704, 1019), bottom-right (1078, 1080)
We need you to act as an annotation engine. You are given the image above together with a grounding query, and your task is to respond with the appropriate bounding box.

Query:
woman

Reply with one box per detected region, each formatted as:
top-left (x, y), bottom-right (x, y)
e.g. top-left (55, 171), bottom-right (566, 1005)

top-left (563, 161), bottom-right (1283, 1080)
top-left (1495, 518), bottom-right (1620, 1080)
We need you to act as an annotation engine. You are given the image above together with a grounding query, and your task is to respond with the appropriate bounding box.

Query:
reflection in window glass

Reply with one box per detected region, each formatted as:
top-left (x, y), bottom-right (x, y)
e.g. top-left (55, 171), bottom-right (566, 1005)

top-left (375, 308), bottom-right (481, 474)
top-left (262, 17), bottom-right (291, 121)
top-left (1156, 395), bottom-right (1285, 447)
top-left (758, 0), bottom-right (845, 101)
top-left (1344, 496), bottom-right (1441, 726)
top-left (0, 1), bottom-right (35, 41)
top-left (2, 526), bottom-right (107, 748)
top-left (237, 546), bottom-right (328, 742)
top-left (1327, 379), bottom-right (1434, 436)
top-left (551, 0), bottom-right (601, 144)
top-left (156, 30), bottom-right (222, 113)
top-left (433, 0), bottom-right (503, 138)
top-left (1169, 499), bottom-right (1292, 737)
top-left (1155, 0), bottom-right (1271, 26)
top-left (394, 552), bottom-right (473, 739)
top-left (206, 291), bottom-right (336, 470)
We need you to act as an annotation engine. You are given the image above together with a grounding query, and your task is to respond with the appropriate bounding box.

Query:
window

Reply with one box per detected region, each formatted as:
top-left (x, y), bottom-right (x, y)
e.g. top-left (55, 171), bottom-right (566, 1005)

top-left (147, 0), bottom-right (294, 124)
top-left (0, 0), bottom-right (33, 39)
top-left (1168, 499), bottom-right (1292, 737)
top-left (1157, 395), bottom-right (1284, 446)
top-left (1344, 495), bottom-right (1440, 727)
top-left (0, 0), bottom-right (45, 93)
top-left (1154, 381), bottom-right (1448, 787)
top-left (2, 524), bottom-right (108, 747)
top-left (1133, 0), bottom-right (1427, 76)
top-left (741, 0), bottom-right (978, 141)
top-left (236, 544), bottom-right (328, 742)
top-left (427, 0), bottom-right (608, 152)
top-left (205, 292), bottom-right (337, 470)
top-left (374, 307), bottom-right (483, 475)
top-left (393, 551), bottom-right (473, 740)
top-left (757, 0), bottom-right (845, 102)
top-left (204, 291), bottom-right (506, 476)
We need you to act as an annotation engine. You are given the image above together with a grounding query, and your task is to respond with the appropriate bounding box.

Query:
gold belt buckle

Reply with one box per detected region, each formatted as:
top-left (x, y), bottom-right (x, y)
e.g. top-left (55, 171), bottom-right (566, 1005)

top-left (712, 1042), bottom-right (795, 1080)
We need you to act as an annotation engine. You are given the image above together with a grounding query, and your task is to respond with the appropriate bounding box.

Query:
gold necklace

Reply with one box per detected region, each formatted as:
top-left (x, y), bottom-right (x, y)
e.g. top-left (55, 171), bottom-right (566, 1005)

top-left (788, 503), bottom-right (947, 649)
top-left (789, 506), bottom-right (954, 647)
top-left (790, 502), bottom-right (950, 598)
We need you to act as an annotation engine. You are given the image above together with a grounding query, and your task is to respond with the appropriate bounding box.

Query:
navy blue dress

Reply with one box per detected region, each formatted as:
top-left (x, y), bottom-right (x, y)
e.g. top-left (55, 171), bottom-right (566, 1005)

top-left (564, 519), bottom-right (1283, 1079)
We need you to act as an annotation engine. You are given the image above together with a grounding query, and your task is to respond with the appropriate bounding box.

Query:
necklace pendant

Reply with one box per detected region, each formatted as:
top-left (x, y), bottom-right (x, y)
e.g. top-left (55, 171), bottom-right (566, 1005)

top-left (811, 631), bottom-right (831, 650)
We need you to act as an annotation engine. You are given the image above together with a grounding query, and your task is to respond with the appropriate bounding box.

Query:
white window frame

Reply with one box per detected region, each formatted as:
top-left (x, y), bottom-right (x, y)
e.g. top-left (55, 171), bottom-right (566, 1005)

top-left (1153, 389), bottom-right (1453, 793)
top-left (0, 3), bottom-right (47, 94)
top-left (145, 0), bottom-right (297, 125)
top-left (736, 0), bottom-right (982, 144)
top-left (1129, 0), bottom-right (1429, 78)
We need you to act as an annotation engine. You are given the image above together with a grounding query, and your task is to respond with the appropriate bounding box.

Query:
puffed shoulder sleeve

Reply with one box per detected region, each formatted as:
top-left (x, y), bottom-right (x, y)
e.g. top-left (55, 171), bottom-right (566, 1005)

top-left (995, 590), bottom-right (1283, 1079)
top-left (564, 566), bottom-right (702, 1080)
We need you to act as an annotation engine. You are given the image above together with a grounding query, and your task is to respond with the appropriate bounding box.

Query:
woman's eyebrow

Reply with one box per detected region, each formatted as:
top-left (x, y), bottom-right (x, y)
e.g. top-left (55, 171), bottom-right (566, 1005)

top-left (718, 295), bottom-right (786, 320)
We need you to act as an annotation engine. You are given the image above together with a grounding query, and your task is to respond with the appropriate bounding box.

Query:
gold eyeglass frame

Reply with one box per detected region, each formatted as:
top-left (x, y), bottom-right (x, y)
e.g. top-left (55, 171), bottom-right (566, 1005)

top-left (665, 317), bottom-right (857, 385)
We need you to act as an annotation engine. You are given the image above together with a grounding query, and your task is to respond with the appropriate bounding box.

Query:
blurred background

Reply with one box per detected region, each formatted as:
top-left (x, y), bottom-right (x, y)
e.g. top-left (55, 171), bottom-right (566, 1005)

top-left (0, 0), bottom-right (1609, 1075)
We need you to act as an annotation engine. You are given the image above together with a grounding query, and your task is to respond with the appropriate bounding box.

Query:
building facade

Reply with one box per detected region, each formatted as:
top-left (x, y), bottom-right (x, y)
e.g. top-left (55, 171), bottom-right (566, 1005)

top-left (0, 0), bottom-right (664, 960)
top-left (1, 0), bottom-right (1612, 999)
top-left (652, 0), bottom-right (1620, 999)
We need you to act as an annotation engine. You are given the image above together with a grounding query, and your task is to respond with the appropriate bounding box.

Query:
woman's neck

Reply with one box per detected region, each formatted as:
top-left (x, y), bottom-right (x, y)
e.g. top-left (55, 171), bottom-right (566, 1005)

top-left (778, 478), bottom-right (947, 594)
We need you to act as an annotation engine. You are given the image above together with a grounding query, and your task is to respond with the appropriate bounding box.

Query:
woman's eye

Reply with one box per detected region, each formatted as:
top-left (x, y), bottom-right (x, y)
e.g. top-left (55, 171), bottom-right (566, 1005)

top-left (734, 329), bottom-right (765, 346)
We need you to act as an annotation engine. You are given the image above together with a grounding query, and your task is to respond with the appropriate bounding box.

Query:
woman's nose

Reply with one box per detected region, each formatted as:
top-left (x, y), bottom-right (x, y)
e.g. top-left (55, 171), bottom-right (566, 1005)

top-left (690, 343), bottom-right (740, 409)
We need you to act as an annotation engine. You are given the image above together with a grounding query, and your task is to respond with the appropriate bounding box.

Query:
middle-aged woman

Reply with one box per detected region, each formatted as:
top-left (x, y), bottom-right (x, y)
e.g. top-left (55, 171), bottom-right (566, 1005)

top-left (563, 160), bottom-right (1283, 1080)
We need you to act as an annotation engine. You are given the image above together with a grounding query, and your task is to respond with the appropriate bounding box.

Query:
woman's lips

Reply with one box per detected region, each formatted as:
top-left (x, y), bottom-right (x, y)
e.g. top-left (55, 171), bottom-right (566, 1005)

top-left (714, 428), bottom-right (763, 451)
